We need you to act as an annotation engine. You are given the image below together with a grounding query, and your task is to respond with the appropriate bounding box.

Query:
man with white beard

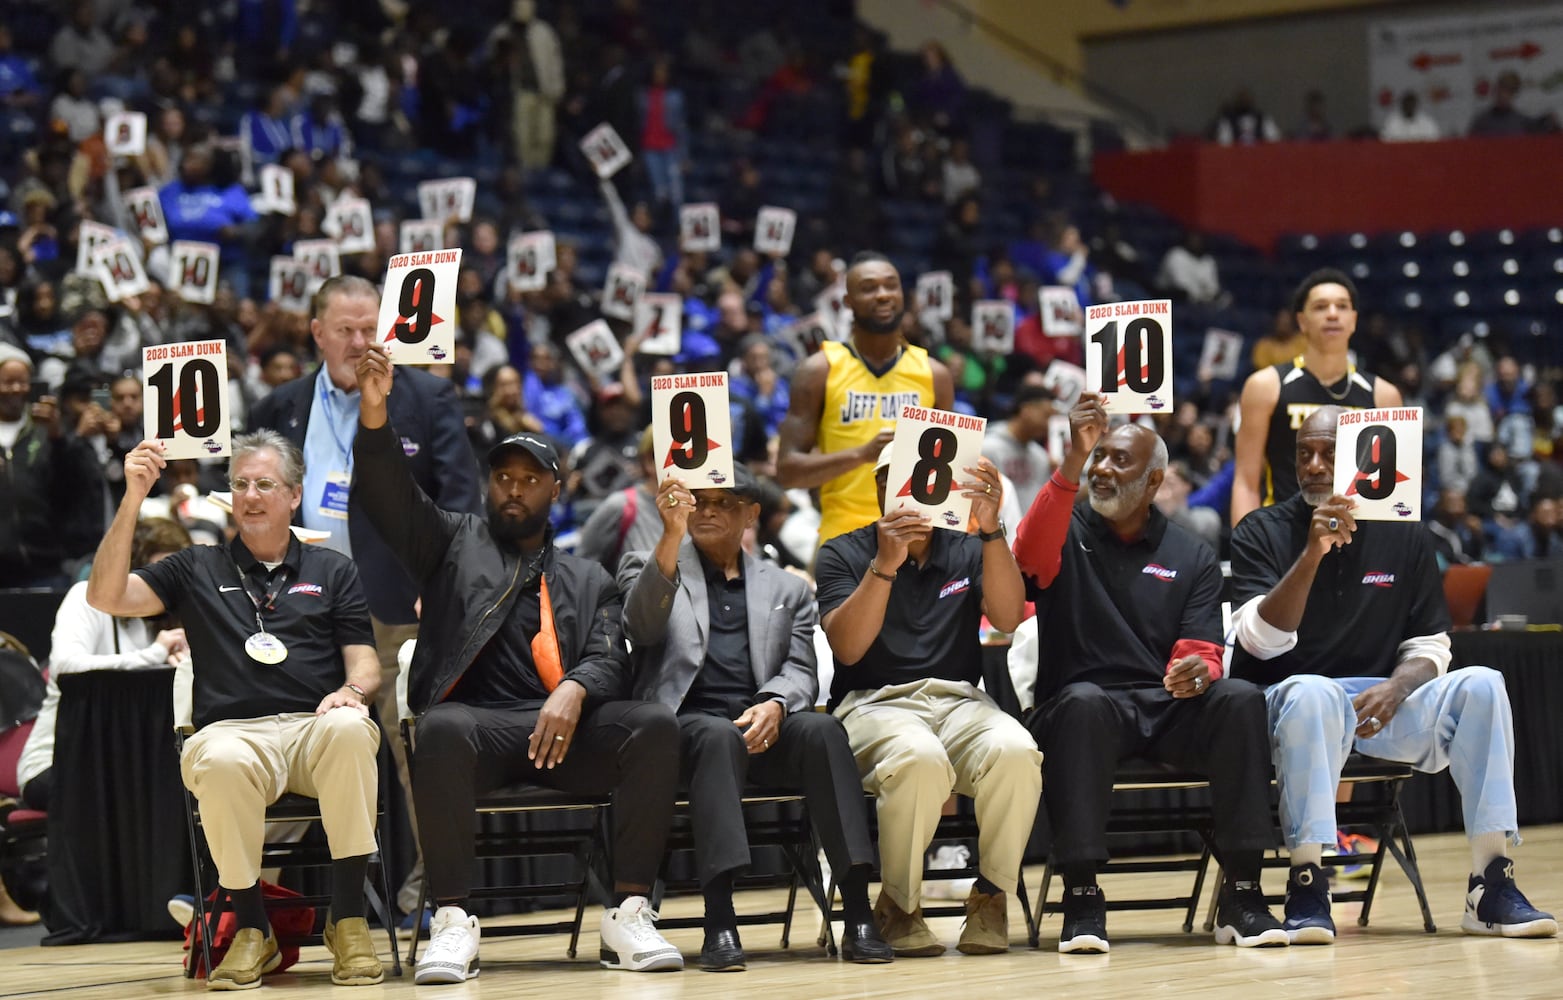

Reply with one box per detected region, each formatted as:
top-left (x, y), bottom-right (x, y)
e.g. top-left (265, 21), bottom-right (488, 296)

top-left (1013, 392), bottom-right (1285, 954)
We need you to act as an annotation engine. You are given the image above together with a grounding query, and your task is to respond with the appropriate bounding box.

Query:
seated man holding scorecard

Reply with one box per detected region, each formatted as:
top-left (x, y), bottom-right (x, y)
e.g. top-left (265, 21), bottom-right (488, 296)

top-left (618, 463), bottom-right (894, 970)
top-left (1015, 392), bottom-right (1286, 953)
top-left (815, 443), bottom-right (1040, 957)
top-left (1230, 405), bottom-right (1556, 941)
top-left (86, 431), bottom-right (385, 991)
top-left (350, 344), bottom-right (684, 983)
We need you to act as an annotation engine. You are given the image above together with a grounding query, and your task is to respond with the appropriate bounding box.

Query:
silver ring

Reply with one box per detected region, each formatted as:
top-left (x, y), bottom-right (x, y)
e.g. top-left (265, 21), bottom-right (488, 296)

top-left (763, 739), bottom-right (770, 747)
top-left (1327, 517), bottom-right (1339, 531)
top-left (1366, 716), bottom-right (1381, 732)
top-left (1193, 677), bottom-right (1204, 691)
top-left (554, 735), bottom-right (566, 742)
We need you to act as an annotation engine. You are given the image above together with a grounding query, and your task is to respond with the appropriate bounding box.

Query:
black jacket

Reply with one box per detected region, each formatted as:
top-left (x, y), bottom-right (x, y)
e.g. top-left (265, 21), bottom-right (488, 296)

top-left (353, 420), bottom-right (631, 715)
top-left (250, 366), bottom-right (480, 623)
top-left (1, 419), bottom-right (104, 585)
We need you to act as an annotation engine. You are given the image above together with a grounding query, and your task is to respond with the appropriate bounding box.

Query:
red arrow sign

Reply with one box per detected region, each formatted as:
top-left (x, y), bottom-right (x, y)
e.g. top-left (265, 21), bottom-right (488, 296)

top-left (1490, 41), bottom-right (1542, 60)
top-left (1411, 51), bottom-right (1462, 71)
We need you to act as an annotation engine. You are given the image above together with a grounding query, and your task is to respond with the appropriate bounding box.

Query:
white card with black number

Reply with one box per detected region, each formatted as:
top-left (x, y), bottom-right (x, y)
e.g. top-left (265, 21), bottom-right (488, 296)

top-left (565, 320), bottom-right (624, 378)
top-left (269, 256), bottom-right (311, 313)
top-left (580, 123), bottom-right (633, 178)
top-left (400, 219), bottom-right (443, 255)
top-left (292, 239), bottom-right (340, 292)
top-left (104, 111), bottom-right (146, 156)
top-left (256, 163), bottom-right (296, 215)
top-left (377, 249), bottom-right (463, 365)
top-left (884, 404), bottom-right (988, 532)
top-left (507, 232), bottom-right (555, 291)
top-left (1083, 299), bottom-right (1174, 414)
top-left (679, 202), bottom-right (721, 252)
top-left (124, 187), bottom-right (168, 244)
top-left (327, 197), bottom-right (375, 254)
top-left (601, 263), bottom-right (646, 321)
top-left (754, 206), bottom-right (796, 256)
top-left (1039, 286), bottom-right (1083, 338)
top-left (169, 241), bottom-right (220, 305)
top-left (634, 293), bottom-right (682, 356)
top-left (972, 300), bottom-right (1015, 354)
top-left (1334, 407), bottom-right (1423, 522)
top-left (916, 271), bottom-right (954, 321)
top-left (652, 372), bottom-right (734, 489)
top-left (93, 237), bottom-right (151, 301)
top-left (142, 340), bottom-right (230, 459)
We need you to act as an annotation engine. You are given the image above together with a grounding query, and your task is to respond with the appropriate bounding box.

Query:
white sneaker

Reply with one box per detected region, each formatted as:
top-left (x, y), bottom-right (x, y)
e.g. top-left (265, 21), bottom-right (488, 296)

top-left (599, 896), bottom-right (684, 971)
top-left (924, 845), bottom-right (977, 901)
top-left (415, 906), bottom-right (481, 985)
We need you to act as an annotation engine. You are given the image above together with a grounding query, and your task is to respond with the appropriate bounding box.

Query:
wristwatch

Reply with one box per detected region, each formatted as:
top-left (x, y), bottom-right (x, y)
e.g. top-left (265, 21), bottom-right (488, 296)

top-left (978, 521), bottom-right (1007, 543)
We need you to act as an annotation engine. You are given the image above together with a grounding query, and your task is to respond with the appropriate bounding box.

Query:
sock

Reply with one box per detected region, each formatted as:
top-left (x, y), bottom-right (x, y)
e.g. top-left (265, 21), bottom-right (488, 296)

top-left (974, 875), bottom-right (1003, 897)
top-left (331, 855), bottom-right (369, 921)
top-left (1224, 850), bottom-right (1263, 890)
top-left (1470, 831), bottom-right (1507, 878)
top-left (228, 882), bottom-right (269, 932)
top-left (702, 870), bottom-right (736, 932)
top-left (841, 864), bottom-right (872, 924)
top-left (1062, 863), bottom-right (1098, 892)
top-left (1291, 844), bottom-right (1325, 870)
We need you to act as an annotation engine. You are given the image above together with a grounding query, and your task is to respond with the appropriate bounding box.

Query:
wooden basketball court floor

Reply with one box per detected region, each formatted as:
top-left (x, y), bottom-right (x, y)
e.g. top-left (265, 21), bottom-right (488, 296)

top-left (2, 826), bottom-right (1558, 999)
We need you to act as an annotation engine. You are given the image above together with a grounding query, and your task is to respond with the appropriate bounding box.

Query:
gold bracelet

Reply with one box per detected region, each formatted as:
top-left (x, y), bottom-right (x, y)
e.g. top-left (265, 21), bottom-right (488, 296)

top-left (868, 561), bottom-right (896, 583)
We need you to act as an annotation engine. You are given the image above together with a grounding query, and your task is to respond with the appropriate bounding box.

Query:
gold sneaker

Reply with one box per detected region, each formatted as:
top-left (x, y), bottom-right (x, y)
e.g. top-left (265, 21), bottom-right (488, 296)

top-left (873, 891), bottom-right (945, 957)
top-left (207, 927), bottom-right (280, 990)
top-left (324, 916), bottom-right (385, 986)
top-left (956, 887), bottom-right (1009, 954)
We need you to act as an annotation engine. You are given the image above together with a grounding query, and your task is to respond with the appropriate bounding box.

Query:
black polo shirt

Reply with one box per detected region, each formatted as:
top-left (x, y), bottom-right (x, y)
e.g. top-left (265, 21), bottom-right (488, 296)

top-left (1028, 505), bottom-right (1223, 703)
top-left (136, 535), bottom-right (374, 729)
top-left (816, 524), bottom-right (985, 709)
top-left (682, 552), bottom-right (755, 717)
top-left (1229, 492), bottom-right (1450, 687)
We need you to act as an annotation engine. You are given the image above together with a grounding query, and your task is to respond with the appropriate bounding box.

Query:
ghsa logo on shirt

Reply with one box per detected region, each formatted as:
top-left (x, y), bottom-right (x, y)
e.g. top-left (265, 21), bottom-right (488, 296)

top-left (1142, 563), bottom-right (1178, 582)
top-left (1362, 572), bottom-right (1396, 588)
top-left (287, 582), bottom-right (324, 597)
top-left (939, 576), bottom-right (971, 599)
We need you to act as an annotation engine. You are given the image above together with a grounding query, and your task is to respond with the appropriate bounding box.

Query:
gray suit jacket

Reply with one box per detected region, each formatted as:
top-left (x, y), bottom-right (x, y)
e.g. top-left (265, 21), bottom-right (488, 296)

top-left (618, 541), bottom-right (819, 714)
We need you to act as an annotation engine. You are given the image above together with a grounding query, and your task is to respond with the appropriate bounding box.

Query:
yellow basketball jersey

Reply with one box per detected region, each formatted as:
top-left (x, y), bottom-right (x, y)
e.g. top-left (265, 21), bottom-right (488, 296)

top-left (816, 340), bottom-right (936, 544)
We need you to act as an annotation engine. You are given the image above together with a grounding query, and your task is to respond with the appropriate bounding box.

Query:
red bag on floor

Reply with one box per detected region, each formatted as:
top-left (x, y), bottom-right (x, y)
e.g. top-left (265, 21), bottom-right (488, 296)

top-left (182, 881), bottom-right (317, 977)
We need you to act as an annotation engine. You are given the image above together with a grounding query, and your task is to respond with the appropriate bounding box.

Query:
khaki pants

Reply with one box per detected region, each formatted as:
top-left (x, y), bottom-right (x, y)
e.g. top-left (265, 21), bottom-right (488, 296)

top-left (370, 616), bottom-right (423, 914)
top-left (181, 711), bottom-right (381, 891)
top-left (835, 678), bottom-right (1042, 912)
top-left (512, 90), bottom-right (556, 172)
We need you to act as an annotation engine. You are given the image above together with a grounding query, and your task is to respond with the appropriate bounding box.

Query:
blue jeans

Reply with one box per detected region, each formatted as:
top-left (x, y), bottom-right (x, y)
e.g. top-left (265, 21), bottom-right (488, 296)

top-left (1265, 668), bottom-right (1517, 849)
top-left (642, 150), bottom-right (683, 208)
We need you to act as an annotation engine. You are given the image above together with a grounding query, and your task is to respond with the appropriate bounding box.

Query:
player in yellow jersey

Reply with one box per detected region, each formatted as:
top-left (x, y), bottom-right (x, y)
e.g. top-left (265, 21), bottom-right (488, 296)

top-left (777, 253), bottom-right (954, 545)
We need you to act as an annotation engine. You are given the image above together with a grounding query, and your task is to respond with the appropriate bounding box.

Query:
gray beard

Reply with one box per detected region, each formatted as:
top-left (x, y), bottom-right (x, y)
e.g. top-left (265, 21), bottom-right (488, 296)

top-left (1301, 486), bottom-right (1331, 507)
top-left (1088, 471), bottom-right (1153, 521)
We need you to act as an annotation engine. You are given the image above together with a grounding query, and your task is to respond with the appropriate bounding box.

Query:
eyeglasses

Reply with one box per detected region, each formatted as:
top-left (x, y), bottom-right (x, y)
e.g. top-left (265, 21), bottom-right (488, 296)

top-left (230, 477), bottom-right (282, 495)
top-left (692, 494), bottom-right (745, 512)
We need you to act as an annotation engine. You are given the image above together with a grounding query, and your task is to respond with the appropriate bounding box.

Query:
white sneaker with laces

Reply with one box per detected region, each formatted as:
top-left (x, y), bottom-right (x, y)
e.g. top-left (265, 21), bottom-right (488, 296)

top-left (924, 844), bottom-right (977, 901)
top-left (600, 896), bottom-right (684, 971)
top-left (415, 906), bottom-right (481, 985)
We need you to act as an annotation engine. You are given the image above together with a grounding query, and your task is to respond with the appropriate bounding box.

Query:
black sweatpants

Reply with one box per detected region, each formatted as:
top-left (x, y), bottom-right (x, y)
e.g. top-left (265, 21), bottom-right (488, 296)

top-left (1027, 679), bottom-right (1275, 866)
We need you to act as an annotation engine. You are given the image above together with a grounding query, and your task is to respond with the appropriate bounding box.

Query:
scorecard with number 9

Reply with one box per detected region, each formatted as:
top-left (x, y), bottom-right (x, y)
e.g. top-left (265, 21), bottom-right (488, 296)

top-left (1083, 299), bottom-right (1174, 414)
top-left (377, 249), bottom-right (462, 364)
top-left (651, 372), bottom-right (734, 490)
top-left (884, 404), bottom-right (988, 532)
top-left (1333, 407), bottom-right (1423, 521)
top-left (142, 340), bottom-right (231, 459)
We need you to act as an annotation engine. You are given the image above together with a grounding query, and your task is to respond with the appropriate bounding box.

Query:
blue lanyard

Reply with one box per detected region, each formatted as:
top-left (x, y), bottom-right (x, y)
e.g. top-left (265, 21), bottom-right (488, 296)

top-left (318, 377), bottom-right (357, 475)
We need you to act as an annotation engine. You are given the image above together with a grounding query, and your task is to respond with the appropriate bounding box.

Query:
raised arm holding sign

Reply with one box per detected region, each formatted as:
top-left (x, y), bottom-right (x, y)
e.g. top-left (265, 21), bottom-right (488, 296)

top-left (1334, 407), bottom-right (1423, 521)
top-left (142, 340), bottom-right (231, 459)
top-left (1083, 298), bottom-right (1175, 414)
top-left (377, 249), bottom-right (463, 365)
top-left (652, 372), bottom-right (734, 489)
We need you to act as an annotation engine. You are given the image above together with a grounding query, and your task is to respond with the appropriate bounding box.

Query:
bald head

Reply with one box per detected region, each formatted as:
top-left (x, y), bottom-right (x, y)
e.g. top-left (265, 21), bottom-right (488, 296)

top-left (1300, 405), bottom-right (1344, 439)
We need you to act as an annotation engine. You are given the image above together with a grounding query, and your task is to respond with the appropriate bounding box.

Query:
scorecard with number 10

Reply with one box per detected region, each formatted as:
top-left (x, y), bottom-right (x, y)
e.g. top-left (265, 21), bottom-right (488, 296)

top-left (884, 404), bottom-right (988, 531)
top-left (1333, 407), bottom-right (1423, 521)
top-left (142, 340), bottom-right (231, 460)
top-left (651, 372), bottom-right (735, 490)
top-left (377, 249), bottom-right (462, 364)
top-left (1083, 299), bottom-right (1174, 414)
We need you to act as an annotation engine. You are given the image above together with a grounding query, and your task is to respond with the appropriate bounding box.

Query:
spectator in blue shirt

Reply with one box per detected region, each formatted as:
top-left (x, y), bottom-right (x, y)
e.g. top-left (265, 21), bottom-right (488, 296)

top-left (158, 144), bottom-right (258, 296)
top-left (297, 93), bottom-right (353, 162)
top-left (522, 340), bottom-right (587, 448)
top-left (730, 334), bottom-right (788, 440)
top-left (0, 26), bottom-right (42, 109)
top-left (238, 85), bottom-right (301, 186)
top-left (1486, 356), bottom-right (1531, 420)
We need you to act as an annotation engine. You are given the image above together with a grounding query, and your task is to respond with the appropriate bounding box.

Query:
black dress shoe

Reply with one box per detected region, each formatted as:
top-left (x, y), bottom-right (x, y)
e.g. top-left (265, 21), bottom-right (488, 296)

top-left (841, 919), bottom-right (895, 963)
top-left (699, 928), bottom-right (746, 972)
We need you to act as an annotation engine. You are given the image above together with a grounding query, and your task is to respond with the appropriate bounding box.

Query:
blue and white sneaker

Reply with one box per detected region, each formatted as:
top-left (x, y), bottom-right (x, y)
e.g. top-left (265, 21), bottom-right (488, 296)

top-left (1283, 863), bottom-right (1335, 945)
top-left (1461, 857), bottom-right (1558, 938)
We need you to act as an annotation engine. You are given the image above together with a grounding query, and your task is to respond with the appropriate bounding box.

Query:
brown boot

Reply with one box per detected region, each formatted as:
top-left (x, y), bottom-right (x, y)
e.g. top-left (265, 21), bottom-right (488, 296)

top-left (0, 877), bottom-right (39, 926)
top-left (956, 886), bottom-right (1009, 954)
top-left (207, 927), bottom-right (280, 990)
top-left (873, 890), bottom-right (945, 957)
top-left (324, 915), bottom-right (385, 986)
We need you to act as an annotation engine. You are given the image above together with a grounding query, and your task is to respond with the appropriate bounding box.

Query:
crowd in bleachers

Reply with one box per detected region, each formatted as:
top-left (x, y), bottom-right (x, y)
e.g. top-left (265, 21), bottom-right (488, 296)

top-left (2, 0), bottom-right (1563, 593)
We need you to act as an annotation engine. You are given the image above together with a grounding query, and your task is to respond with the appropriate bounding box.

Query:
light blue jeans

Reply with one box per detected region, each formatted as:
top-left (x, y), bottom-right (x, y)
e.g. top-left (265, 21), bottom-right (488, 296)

top-left (1265, 668), bottom-right (1517, 849)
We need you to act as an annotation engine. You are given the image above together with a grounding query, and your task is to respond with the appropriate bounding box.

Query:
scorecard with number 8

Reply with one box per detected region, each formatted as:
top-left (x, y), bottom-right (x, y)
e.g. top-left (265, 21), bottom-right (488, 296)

top-left (651, 372), bottom-right (734, 490)
top-left (142, 340), bottom-right (231, 460)
top-left (884, 404), bottom-right (988, 532)
top-left (1333, 407), bottom-right (1423, 522)
top-left (377, 249), bottom-right (462, 364)
top-left (1083, 299), bottom-right (1174, 414)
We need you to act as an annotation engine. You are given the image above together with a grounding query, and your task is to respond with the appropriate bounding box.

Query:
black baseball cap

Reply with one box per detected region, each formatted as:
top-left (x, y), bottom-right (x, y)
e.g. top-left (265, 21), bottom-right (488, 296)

top-left (488, 432), bottom-right (560, 479)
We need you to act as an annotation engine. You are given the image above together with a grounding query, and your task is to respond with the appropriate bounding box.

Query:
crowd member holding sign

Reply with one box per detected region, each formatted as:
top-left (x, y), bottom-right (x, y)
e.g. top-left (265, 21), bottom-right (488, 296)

top-left (815, 444), bottom-right (1038, 957)
top-left (618, 463), bottom-right (893, 971)
top-left (1230, 406), bottom-right (1556, 942)
top-left (250, 275), bottom-right (481, 916)
top-left (776, 252), bottom-right (953, 546)
top-left (1014, 391), bottom-right (1286, 952)
top-left (351, 344), bottom-right (685, 981)
top-left (85, 431), bottom-right (386, 989)
top-left (1231, 269), bottom-right (1401, 526)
